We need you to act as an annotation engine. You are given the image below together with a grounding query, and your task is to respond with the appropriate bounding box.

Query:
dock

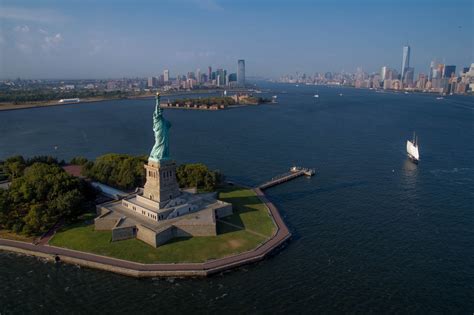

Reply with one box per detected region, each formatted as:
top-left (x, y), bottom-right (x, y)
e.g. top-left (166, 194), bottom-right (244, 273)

top-left (259, 166), bottom-right (315, 190)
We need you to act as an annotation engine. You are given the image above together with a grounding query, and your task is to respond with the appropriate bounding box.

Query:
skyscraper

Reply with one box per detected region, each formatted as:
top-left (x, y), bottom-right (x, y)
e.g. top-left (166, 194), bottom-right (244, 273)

top-left (380, 66), bottom-right (388, 81)
top-left (216, 68), bottom-right (225, 86)
top-left (237, 59), bottom-right (245, 87)
top-left (163, 69), bottom-right (169, 83)
top-left (443, 65), bottom-right (456, 78)
top-left (401, 45), bottom-right (410, 81)
top-left (208, 66), bottom-right (212, 82)
top-left (147, 77), bottom-right (157, 88)
top-left (429, 60), bottom-right (438, 80)
top-left (403, 67), bottom-right (415, 87)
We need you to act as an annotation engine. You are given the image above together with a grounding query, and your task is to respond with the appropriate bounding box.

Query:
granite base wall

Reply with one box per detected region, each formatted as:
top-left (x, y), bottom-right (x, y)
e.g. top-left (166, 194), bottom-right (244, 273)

top-left (175, 224), bottom-right (216, 237)
top-left (94, 217), bottom-right (118, 231)
top-left (112, 226), bottom-right (135, 241)
top-left (136, 224), bottom-right (159, 247)
top-left (215, 204), bottom-right (233, 219)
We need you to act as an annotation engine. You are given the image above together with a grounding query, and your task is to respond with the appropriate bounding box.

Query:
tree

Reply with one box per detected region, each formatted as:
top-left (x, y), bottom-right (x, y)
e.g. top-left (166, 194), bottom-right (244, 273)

top-left (176, 163), bottom-right (222, 192)
top-left (82, 154), bottom-right (147, 190)
top-left (4, 155), bottom-right (26, 179)
top-left (70, 156), bottom-right (89, 165)
top-left (0, 161), bottom-right (93, 235)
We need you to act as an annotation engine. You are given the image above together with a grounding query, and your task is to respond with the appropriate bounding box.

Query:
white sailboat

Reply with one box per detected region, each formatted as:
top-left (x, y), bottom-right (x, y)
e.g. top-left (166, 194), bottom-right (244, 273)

top-left (406, 132), bottom-right (420, 163)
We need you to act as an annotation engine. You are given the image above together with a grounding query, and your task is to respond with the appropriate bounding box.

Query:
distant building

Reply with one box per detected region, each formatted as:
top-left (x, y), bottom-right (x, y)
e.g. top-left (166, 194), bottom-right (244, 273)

top-left (208, 66), bottom-right (212, 82)
top-left (216, 68), bottom-right (225, 86)
top-left (401, 45), bottom-right (411, 81)
top-left (403, 67), bottom-right (415, 87)
top-left (148, 77), bottom-right (157, 88)
top-left (417, 73), bottom-right (427, 90)
top-left (429, 60), bottom-right (437, 81)
top-left (380, 66), bottom-right (388, 81)
top-left (237, 59), bottom-right (245, 86)
top-left (196, 69), bottom-right (201, 84)
top-left (437, 64), bottom-right (445, 79)
top-left (443, 65), bottom-right (456, 78)
top-left (163, 69), bottom-right (170, 83)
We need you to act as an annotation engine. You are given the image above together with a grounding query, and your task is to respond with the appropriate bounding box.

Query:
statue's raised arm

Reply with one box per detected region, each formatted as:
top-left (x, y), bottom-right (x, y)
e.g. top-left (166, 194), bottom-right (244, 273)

top-left (149, 93), bottom-right (171, 162)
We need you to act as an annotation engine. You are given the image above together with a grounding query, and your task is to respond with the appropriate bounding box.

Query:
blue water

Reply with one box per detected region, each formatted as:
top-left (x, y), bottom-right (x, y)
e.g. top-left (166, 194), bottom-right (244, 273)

top-left (1, 83), bottom-right (473, 313)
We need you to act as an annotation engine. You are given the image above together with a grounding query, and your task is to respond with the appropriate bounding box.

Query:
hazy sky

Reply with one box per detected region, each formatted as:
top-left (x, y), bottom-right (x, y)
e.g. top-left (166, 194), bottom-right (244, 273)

top-left (0, 0), bottom-right (472, 79)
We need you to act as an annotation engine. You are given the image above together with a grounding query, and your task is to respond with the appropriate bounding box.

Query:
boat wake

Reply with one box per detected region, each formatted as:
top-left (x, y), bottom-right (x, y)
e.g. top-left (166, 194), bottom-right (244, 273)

top-left (430, 167), bottom-right (473, 176)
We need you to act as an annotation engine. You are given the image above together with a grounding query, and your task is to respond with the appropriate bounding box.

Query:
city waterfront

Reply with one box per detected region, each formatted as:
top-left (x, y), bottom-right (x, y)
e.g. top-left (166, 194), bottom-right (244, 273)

top-left (0, 83), bottom-right (473, 313)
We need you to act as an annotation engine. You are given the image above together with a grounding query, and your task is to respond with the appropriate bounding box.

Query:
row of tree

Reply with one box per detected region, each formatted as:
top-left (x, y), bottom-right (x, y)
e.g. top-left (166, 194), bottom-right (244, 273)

top-left (0, 156), bottom-right (94, 235)
top-left (176, 163), bottom-right (222, 192)
top-left (80, 154), bottom-right (148, 190)
top-left (78, 154), bottom-right (223, 192)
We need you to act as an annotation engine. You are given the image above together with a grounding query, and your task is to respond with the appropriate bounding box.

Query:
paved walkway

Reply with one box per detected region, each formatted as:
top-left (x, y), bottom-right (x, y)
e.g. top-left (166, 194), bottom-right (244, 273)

top-left (0, 188), bottom-right (291, 277)
top-left (36, 219), bottom-right (64, 246)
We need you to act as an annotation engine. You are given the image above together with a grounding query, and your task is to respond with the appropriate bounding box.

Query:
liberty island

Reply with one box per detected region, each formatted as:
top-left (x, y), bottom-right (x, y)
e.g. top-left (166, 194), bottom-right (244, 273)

top-left (0, 92), bottom-right (295, 277)
top-left (94, 93), bottom-right (234, 247)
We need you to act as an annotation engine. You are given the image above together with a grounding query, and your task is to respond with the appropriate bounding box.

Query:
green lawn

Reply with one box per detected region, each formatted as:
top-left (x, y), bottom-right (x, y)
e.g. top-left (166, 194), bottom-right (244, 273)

top-left (218, 186), bottom-right (276, 237)
top-left (49, 186), bottom-right (276, 263)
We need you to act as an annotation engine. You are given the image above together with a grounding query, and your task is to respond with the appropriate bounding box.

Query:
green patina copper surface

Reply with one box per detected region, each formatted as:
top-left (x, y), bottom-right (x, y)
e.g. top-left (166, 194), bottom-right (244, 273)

top-left (149, 93), bottom-right (171, 162)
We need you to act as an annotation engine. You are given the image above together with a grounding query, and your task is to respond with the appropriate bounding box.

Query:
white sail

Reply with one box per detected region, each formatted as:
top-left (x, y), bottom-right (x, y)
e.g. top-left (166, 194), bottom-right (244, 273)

top-left (406, 140), bottom-right (419, 161)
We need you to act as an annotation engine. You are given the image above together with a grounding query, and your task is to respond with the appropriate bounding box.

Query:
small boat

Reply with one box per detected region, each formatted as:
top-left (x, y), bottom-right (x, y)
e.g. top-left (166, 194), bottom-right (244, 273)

top-left (406, 132), bottom-right (420, 163)
top-left (436, 97), bottom-right (444, 100)
top-left (339, 93), bottom-right (343, 96)
top-left (314, 94), bottom-right (319, 98)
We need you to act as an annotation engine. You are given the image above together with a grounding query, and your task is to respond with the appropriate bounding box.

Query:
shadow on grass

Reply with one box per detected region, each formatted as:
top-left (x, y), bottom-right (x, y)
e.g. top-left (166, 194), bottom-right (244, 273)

top-left (216, 186), bottom-right (271, 234)
top-left (161, 236), bottom-right (193, 246)
top-left (217, 220), bottom-right (242, 234)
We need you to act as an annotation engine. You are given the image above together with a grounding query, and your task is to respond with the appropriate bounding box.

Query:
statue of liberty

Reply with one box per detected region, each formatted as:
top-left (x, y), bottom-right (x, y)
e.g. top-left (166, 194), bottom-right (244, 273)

top-left (149, 93), bottom-right (171, 162)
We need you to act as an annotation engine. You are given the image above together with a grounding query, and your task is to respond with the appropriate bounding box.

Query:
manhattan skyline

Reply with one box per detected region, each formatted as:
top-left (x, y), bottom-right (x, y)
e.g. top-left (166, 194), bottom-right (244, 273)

top-left (0, 0), bottom-right (472, 79)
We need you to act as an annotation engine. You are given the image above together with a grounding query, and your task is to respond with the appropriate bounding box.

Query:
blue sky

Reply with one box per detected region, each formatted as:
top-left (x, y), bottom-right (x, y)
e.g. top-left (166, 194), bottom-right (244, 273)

top-left (0, 0), bottom-right (472, 79)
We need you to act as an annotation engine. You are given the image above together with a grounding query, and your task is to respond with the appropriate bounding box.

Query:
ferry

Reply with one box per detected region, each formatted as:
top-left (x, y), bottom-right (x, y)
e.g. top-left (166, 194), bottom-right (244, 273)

top-left (58, 98), bottom-right (80, 103)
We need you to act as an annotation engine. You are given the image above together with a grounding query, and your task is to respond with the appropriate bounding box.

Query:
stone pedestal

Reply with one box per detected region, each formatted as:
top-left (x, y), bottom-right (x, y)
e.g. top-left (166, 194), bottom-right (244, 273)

top-left (143, 159), bottom-right (181, 207)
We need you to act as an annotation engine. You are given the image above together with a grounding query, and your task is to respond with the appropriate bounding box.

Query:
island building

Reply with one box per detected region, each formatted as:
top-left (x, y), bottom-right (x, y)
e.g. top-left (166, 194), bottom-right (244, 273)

top-left (94, 93), bottom-right (232, 247)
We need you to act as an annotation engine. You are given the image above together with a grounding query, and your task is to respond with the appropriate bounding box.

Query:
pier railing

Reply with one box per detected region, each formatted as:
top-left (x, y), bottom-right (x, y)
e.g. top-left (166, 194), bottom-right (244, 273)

top-left (258, 166), bottom-right (315, 190)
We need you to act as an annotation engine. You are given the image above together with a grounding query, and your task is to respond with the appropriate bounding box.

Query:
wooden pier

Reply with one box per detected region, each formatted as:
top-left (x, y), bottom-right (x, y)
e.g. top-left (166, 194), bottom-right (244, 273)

top-left (259, 166), bottom-right (315, 190)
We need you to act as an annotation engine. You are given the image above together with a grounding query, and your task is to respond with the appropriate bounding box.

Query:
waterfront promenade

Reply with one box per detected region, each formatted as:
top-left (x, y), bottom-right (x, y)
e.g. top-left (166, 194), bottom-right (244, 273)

top-left (0, 188), bottom-right (291, 277)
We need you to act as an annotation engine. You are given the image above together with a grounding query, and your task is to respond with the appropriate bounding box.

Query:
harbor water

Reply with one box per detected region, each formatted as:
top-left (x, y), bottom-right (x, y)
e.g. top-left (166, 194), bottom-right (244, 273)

top-left (0, 83), bottom-right (473, 313)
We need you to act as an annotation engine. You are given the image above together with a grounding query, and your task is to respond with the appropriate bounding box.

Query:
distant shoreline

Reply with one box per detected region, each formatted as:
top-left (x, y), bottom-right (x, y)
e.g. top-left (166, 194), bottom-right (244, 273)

top-left (0, 89), bottom-right (251, 112)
